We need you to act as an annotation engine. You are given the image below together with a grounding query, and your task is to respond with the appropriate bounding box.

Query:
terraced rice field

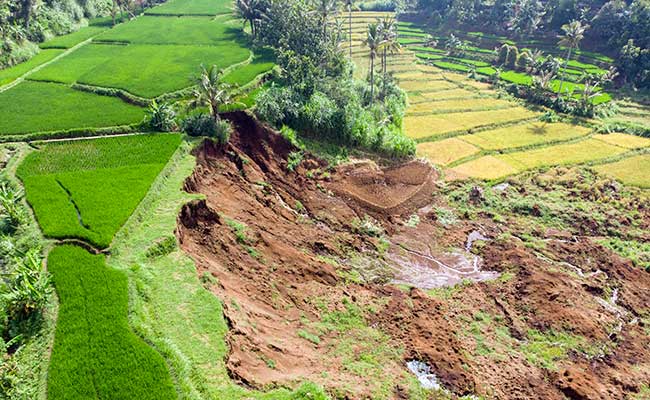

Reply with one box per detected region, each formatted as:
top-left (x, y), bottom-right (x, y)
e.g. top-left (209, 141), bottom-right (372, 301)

top-left (593, 154), bottom-right (650, 188)
top-left (47, 245), bottom-right (177, 400)
top-left (18, 132), bottom-right (181, 249)
top-left (416, 138), bottom-right (480, 166)
top-left (0, 49), bottom-right (64, 86)
top-left (346, 11), bottom-right (650, 187)
top-left (458, 122), bottom-right (591, 150)
top-left (0, 81), bottom-right (145, 137)
top-left (404, 107), bottom-right (538, 140)
top-left (0, 0), bottom-right (273, 137)
top-left (146, 0), bottom-right (233, 15)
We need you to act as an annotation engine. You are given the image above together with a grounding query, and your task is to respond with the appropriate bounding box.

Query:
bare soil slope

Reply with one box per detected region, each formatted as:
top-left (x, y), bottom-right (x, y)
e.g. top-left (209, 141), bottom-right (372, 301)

top-left (177, 112), bottom-right (650, 399)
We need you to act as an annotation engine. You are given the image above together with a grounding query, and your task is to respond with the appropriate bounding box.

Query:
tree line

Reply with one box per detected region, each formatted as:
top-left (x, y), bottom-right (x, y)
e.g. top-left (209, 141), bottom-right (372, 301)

top-left (0, 0), bottom-right (165, 69)
top-left (404, 0), bottom-right (649, 88)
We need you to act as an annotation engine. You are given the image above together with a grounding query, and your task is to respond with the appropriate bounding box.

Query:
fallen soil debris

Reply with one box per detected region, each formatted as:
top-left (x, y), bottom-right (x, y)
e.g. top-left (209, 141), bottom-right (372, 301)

top-left (177, 112), bottom-right (650, 399)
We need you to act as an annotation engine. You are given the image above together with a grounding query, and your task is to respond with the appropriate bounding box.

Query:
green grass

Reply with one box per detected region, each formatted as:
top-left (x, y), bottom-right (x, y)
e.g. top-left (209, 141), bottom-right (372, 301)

top-left (29, 44), bottom-right (125, 84)
top-left (476, 66), bottom-right (496, 76)
top-left (106, 139), bottom-right (330, 399)
top-left (223, 48), bottom-right (275, 86)
top-left (448, 57), bottom-right (490, 67)
top-left (415, 53), bottom-right (444, 61)
top-left (18, 134), bottom-right (181, 248)
top-left (0, 49), bottom-right (64, 86)
top-left (409, 46), bottom-right (445, 54)
top-left (500, 70), bottom-right (533, 85)
top-left (398, 38), bottom-right (424, 45)
top-left (434, 61), bottom-right (471, 72)
top-left (397, 30), bottom-right (428, 38)
top-left (32, 43), bottom-right (250, 98)
top-left (96, 15), bottom-right (242, 45)
top-left (40, 25), bottom-right (108, 49)
top-left (146, 0), bottom-right (233, 15)
top-left (0, 81), bottom-right (144, 136)
top-left (521, 329), bottom-right (589, 371)
top-left (46, 245), bottom-right (177, 400)
top-left (463, 45), bottom-right (496, 55)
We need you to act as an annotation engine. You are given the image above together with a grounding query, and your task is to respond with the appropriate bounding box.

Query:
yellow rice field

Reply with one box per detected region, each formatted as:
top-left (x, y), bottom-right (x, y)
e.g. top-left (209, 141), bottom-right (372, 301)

top-left (407, 98), bottom-right (512, 114)
top-left (408, 88), bottom-right (479, 102)
top-left (400, 80), bottom-right (458, 92)
top-left (395, 71), bottom-right (443, 81)
top-left (497, 138), bottom-right (628, 170)
top-left (404, 107), bottom-right (538, 139)
top-left (416, 138), bottom-right (480, 166)
top-left (593, 154), bottom-right (650, 188)
top-left (447, 155), bottom-right (519, 180)
top-left (459, 122), bottom-right (591, 150)
top-left (592, 133), bottom-right (650, 149)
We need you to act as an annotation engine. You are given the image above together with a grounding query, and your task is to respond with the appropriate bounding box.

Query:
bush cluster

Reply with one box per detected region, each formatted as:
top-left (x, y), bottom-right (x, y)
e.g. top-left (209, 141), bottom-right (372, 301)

top-left (182, 113), bottom-right (232, 145)
top-left (256, 75), bottom-right (415, 158)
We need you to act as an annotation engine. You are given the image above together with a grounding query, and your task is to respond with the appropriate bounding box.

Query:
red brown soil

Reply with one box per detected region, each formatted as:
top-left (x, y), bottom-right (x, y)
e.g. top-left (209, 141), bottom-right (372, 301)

top-left (177, 111), bottom-right (650, 399)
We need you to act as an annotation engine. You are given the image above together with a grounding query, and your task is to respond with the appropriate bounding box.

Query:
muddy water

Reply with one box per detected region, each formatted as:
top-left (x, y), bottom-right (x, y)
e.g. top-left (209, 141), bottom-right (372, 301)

top-left (389, 230), bottom-right (499, 289)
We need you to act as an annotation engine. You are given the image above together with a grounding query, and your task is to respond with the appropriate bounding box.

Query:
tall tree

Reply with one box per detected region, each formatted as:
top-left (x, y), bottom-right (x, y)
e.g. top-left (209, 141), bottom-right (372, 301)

top-left (377, 16), bottom-right (400, 98)
top-left (313, 0), bottom-right (339, 36)
top-left (364, 22), bottom-right (383, 102)
top-left (557, 19), bottom-right (587, 95)
top-left (345, 0), bottom-right (352, 58)
top-left (236, 0), bottom-right (266, 39)
top-left (189, 65), bottom-right (232, 122)
top-left (19, 0), bottom-right (36, 29)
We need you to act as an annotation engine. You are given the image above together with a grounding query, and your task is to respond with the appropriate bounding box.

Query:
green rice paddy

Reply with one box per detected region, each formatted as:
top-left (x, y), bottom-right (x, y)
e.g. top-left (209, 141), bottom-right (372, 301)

top-left (0, 81), bottom-right (144, 136)
top-left (0, 49), bottom-right (64, 86)
top-left (47, 245), bottom-right (177, 400)
top-left (40, 25), bottom-right (108, 49)
top-left (17, 134), bottom-right (181, 248)
top-left (31, 43), bottom-right (250, 98)
top-left (96, 15), bottom-right (242, 45)
top-left (146, 0), bottom-right (233, 15)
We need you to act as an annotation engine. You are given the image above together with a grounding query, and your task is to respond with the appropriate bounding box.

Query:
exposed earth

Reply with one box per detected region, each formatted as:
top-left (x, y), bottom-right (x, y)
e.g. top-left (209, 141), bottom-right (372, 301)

top-left (177, 112), bottom-right (650, 399)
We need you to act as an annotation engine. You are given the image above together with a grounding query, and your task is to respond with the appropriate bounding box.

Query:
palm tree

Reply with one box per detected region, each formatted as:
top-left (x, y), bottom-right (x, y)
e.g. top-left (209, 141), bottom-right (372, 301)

top-left (189, 65), bottom-right (232, 122)
top-left (345, 0), bottom-right (353, 58)
top-left (314, 0), bottom-right (339, 37)
top-left (363, 22), bottom-right (383, 102)
top-left (377, 17), bottom-right (401, 98)
top-left (557, 20), bottom-right (587, 96)
top-left (235, 0), bottom-right (264, 39)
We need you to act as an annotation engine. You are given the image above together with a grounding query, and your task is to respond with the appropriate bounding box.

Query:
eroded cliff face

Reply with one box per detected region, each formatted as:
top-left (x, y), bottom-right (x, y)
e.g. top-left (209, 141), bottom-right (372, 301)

top-left (177, 112), bottom-right (650, 400)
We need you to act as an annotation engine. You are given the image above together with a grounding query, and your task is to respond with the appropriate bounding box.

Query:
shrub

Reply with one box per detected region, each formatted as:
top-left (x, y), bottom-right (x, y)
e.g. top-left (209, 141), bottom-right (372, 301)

top-left (146, 100), bottom-right (177, 132)
top-left (214, 119), bottom-right (232, 145)
top-left (182, 113), bottom-right (216, 137)
top-left (2, 250), bottom-right (52, 336)
top-left (358, 0), bottom-right (398, 11)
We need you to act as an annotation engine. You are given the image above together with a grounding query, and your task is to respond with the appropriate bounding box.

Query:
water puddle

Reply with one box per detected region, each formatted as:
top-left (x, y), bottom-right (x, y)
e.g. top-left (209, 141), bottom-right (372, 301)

top-left (406, 360), bottom-right (442, 390)
top-left (465, 230), bottom-right (488, 252)
top-left (406, 360), bottom-right (481, 399)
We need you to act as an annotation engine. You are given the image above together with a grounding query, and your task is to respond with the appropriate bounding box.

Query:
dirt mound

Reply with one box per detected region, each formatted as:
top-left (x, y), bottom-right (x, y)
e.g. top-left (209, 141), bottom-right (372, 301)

top-left (328, 160), bottom-right (437, 217)
top-left (177, 112), bottom-right (650, 399)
